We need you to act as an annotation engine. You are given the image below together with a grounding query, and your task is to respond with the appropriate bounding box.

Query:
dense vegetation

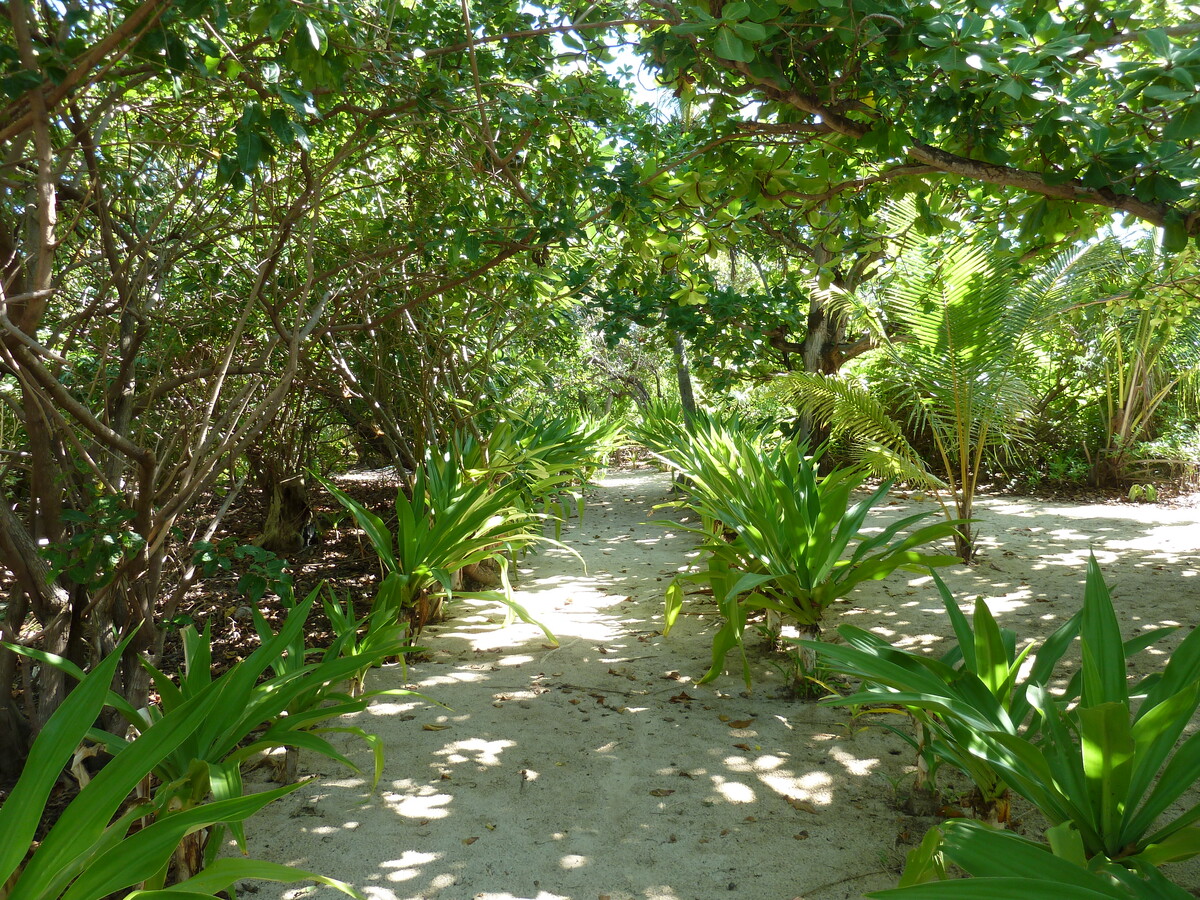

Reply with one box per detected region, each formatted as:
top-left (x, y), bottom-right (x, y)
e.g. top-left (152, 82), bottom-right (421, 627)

top-left (2, 0), bottom-right (1200, 894)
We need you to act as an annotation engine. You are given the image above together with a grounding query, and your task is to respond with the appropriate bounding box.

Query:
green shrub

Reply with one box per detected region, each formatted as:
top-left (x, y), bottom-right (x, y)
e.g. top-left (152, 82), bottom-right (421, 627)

top-left (0, 635), bottom-right (359, 900)
top-left (815, 557), bottom-right (1200, 890)
top-left (649, 417), bottom-right (961, 688)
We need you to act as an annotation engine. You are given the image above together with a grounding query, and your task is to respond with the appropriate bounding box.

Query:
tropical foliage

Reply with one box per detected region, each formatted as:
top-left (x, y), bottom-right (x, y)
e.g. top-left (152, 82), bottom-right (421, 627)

top-left (643, 411), bottom-right (962, 687)
top-left (0, 636), bottom-right (361, 900)
top-left (320, 447), bottom-right (553, 639)
top-left (2, 0), bottom-right (1200, 893)
top-left (777, 231), bottom-right (1126, 561)
top-left (812, 558), bottom-right (1200, 890)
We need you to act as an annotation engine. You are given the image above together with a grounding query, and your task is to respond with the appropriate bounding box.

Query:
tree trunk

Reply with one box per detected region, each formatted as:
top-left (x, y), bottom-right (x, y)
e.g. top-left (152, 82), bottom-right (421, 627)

top-left (672, 332), bottom-right (696, 422)
top-left (255, 460), bottom-right (311, 554)
top-left (796, 298), bottom-right (845, 450)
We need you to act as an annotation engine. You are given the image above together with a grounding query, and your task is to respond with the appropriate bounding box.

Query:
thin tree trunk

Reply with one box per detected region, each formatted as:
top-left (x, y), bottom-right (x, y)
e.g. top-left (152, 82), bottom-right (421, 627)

top-left (672, 332), bottom-right (696, 421)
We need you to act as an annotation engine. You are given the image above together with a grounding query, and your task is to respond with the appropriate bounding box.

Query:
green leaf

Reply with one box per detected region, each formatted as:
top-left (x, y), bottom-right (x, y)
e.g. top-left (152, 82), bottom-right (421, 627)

top-left (303, 17), bottom-right (328, 54)
top-left (268, 7), bottom-right (294, 40)
top-left (1078, 702), bottom-right (1135, 847)
top-left (1161, 217), bottom-right (1189, 254)
top-left (1141, 28), bottom-right (1172, 58)
top-left (732, 21), bottom-right (767, 41)
top-left (0, 636), bottom-right (132, 884)
top-left (1078, 557), bottom-right (1127, 707)
top-left (142, 858), bottom-right (363, 899)
top-left (664, 578), bottom-right (684, 634)
top-left (1163, 102), bottom-right (1200, 142)
top-left (714, 27), bottom-right (753, 63)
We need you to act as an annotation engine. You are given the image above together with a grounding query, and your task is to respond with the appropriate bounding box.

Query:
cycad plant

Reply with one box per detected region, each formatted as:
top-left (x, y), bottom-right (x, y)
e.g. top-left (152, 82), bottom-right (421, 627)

top-left (778, 235), bottom-right (1107, 562)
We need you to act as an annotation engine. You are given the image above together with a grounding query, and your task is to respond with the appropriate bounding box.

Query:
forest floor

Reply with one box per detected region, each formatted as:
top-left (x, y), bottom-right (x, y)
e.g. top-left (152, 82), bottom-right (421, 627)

top-left (228, 465), bottom-right (1200, 900)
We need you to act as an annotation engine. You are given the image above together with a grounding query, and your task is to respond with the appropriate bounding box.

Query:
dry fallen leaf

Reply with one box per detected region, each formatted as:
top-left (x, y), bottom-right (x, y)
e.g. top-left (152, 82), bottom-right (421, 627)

top-left (788, 798), bottom-right (819, 814)
top-left (743, 815), bottom-right (756, 823)
top-left (733, 743), bottom-right (752, 751)
top-left (669, 692), bottom-right (694, 704)
top-left (663, 671), bottom-right (682, 681)
top-left (462, 837), bottom-right (478, 845)
top-left (794, 831), bottom-right (810, 840)
top-left (649, 789), bottom-right (675, 797)
top-left (718, 714), bottom-right (730, 722)
top-left (422, 724), bottom-right (450, 731)
top-left (728, 719), bottom-right (755, 728)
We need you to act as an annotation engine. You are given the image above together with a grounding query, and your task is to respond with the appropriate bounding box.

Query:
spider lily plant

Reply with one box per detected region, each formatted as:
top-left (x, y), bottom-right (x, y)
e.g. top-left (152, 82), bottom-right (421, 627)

top-left (0, 634), bottom-right (361, 900)
top-left (803, 571), bottom-right (1085, 823)
top-left (654, 423), bottom-right (962, 688)
top-left (814, 557), bottom-right (1200, 870)
top-left (870, 818), bottom-right (1196, 900)
top-left (20, 587), bottom-right (418, 882)
top-left (320, 446), bottom-right (556, 641)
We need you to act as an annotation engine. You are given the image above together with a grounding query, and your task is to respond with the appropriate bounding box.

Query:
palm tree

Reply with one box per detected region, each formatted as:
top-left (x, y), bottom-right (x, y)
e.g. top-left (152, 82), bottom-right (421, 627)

top-left (777, 233), bottom-right (1112, 563)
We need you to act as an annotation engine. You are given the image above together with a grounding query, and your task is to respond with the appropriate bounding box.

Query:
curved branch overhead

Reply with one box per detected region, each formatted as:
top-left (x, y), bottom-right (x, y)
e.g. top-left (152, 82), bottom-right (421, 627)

top-left (644, 0), bottom-right (1200, 238)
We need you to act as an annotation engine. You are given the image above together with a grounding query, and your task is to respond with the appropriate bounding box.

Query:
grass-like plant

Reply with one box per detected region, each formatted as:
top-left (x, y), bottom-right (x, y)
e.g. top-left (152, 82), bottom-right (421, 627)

top-left (457, 412), bottom-right (624, 537)
top-left (252, 584), bottom-right (430, 782)
top-left (870, 818), bottom-right (1195, 899)
top-left (651, 419), bottom-right (961, 688)
top-left (320, 446), bottom-right (555, 640)
top-left (0, 634), bottom-right (360, 900)
top-left (805, 572), bottom-right (1078, 821)
top-left (21, 587), bottom-right (417, 882)
top-left (818, 557), bottom-right (1200, 876)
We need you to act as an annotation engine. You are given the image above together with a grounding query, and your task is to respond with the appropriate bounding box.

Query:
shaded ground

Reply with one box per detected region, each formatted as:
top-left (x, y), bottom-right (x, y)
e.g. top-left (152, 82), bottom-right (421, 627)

top-left (227, 467), bottom-right (1200, 900)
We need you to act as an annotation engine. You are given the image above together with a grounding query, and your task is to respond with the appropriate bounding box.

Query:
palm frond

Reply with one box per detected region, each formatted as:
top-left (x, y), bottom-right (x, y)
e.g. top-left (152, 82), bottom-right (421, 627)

top-left (850, 443), bottom-right (944, 489)
top-left (773, 371), bottom-right (918, 460)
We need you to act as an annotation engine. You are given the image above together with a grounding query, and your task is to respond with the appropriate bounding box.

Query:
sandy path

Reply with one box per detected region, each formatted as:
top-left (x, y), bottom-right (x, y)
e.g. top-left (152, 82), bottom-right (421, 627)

top-left (235, 467), bottom-right (1200, 900)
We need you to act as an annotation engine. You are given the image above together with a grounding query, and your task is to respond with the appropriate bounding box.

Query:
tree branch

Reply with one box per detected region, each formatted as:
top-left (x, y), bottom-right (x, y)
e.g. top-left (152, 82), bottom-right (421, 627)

top-left (729, 62), bottom-right (1183, 230)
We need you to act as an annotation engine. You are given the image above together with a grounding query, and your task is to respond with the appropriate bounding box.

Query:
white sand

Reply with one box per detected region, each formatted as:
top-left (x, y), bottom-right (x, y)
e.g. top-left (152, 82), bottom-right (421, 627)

top-left (231, 467), bottom-right (1200, 900)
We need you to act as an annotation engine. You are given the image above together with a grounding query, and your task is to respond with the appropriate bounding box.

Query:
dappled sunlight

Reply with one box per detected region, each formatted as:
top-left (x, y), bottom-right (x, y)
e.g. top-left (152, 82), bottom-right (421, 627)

top-left (433, 737), bottom-right (514, 767)
top-left (361, 697), bottom-right (427, 717)
top-left (231, 470), bottom-right (1200, 900)
top-left (980, 593), bottom-right (1030, 614)
top-left (794, 770), bottom-right (835, 804)
top-left (406, 668), bottom-right (490, 691)
top-left (711, 776), bottom-right (757, 803)
top-left (829, 746), bottom-right (880, 778)
top-left (379, 784), bottom-right (453, 820)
